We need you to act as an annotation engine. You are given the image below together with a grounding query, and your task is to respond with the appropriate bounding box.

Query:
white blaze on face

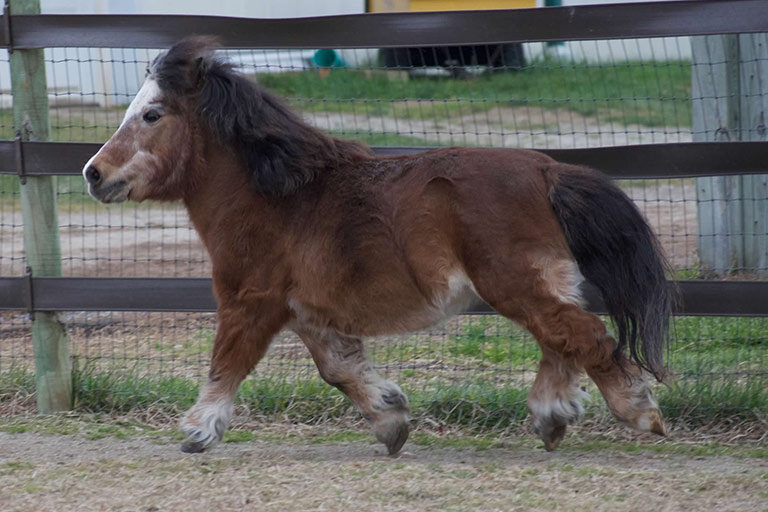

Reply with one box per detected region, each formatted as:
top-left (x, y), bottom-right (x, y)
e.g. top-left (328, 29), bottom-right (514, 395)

top-left (120, 78), bottom-right (161, 128)
top-left (81, 78), bottom-right (162, 178)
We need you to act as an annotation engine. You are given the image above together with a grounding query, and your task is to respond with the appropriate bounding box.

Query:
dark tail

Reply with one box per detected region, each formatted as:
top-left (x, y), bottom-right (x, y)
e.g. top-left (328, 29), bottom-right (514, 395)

top-left (546, 164), bottom-right (673, 382)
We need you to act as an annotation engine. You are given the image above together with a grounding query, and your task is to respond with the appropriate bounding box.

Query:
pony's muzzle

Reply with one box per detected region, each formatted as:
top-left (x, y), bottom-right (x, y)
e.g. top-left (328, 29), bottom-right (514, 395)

top-left (87, 177), bottom-right (130, 204)
top-left (84, 164), bottom-right (102, 186)
top-left (83, 160), bottom-right (130, 203)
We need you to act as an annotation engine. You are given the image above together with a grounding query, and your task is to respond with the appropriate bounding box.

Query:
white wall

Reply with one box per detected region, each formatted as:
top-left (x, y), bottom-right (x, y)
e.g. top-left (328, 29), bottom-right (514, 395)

top-left (24, 0), bottom-right (365, 106)
top-left (42, 0), bottom-right (364, 16)
top-left (525, 0), bottom-right (691, 62)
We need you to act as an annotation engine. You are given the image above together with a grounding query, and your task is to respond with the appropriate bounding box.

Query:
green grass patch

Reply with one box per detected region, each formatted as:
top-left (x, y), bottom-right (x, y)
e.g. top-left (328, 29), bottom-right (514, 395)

top-left (410, 431), bottom-right (515, 451)
top-left (259, 60), bottom-right (692, 128)
top-left (0, 174), bottom-right (107, 209)
top-left (447, 321), bottom-right (540, 365)
top-left (2, 313), bottom-right (766, 431)
top-left (658, 379), bottom-right (768, 424)
top-left (409, 379), bottom-right (531, 430)
top-left (2, 412), bottom-right (766, 460)
top-left (74, 370), bottom-right (198, 413)
top-left (0, 462), bottom-right (36, 475)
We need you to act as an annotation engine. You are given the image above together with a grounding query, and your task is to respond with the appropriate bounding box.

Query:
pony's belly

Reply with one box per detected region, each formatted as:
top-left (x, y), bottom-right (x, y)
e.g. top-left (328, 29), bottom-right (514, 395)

top-left (290, 270), bottom-right (479, 337)
top-left (366, 288), bottom-right (479, 336)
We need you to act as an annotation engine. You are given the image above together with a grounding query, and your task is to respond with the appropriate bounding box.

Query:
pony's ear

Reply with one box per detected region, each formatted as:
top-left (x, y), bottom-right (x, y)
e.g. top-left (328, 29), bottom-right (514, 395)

top-left (152, 36), bottom-right (221, 93)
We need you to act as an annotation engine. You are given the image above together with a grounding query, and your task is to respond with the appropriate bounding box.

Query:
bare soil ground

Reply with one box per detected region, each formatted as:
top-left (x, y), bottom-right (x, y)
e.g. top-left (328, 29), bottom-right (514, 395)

top-left (1, 425), bottom-right (766, 512)
top-left (309, 105), bottom-right (692, 148)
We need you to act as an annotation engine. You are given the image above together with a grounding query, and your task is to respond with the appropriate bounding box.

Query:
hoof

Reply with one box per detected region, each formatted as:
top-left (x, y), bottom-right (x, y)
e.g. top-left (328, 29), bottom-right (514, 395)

top-left (647, 410), bottom-right (667, 437)
top-left (528, 388), bottom-right (586, 452)
top-left (179, 401), bottom-right (230, 455)
top-left (542, 424), bottom-right (567, 452)
top-left (178, 421), bottom-right (225, 454)
top-left (180, 438), bottom-right (208, 454)
top-left (620, 408), bottom-right (667, 437)
top-left (373, 417), bottom-right (410, 455)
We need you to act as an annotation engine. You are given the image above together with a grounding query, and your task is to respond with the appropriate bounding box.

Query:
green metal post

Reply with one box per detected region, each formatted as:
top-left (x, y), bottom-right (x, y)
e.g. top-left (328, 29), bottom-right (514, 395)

top-left (544, 0), bottom-right (567, 57)
top-left (10, 0), bottom-right (72, 412)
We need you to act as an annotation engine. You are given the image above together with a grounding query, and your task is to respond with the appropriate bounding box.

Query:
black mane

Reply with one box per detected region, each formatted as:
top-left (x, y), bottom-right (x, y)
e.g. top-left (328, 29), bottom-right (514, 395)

top-left (150, 36), bottom-right (371, 196)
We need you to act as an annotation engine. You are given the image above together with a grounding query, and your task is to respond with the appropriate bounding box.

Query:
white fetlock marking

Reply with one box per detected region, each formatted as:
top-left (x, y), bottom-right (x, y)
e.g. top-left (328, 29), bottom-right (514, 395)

top-left (369, 379), bottom-right (409, 413)
top-left (529, 385), bottom-right (588, 432)
top-left (180, 398), bottom-right (234, 448)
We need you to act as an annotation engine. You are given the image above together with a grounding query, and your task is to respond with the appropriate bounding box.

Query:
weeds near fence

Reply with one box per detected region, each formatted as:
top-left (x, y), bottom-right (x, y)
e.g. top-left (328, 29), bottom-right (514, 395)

top-left (1, 314), bottom-right (765, 433)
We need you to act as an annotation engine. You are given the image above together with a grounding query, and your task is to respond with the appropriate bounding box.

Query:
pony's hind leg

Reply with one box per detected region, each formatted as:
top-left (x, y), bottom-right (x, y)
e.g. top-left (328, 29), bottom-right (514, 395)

top-left (525, 301), bottom-right (665, 439)
top-left (527, 346), bottom-right (588, 451)
top-left (473, 257), bottom-right (665, 448)
top-left (180, 301), bottom-right (287, 453)
top-left (295, 327), bottom-right (410, 455)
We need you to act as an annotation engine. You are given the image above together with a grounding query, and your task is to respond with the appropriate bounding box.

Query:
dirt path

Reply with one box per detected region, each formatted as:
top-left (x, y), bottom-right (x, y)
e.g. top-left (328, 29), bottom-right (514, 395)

top-left (308, 105), bottom-right (692, 148)
top-left (1, 430), bottom-right (766, 512)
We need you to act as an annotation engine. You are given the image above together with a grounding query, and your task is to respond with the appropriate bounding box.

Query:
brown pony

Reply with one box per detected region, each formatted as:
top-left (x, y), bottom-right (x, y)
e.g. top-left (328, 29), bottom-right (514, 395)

top-left (83, 37), bottom-right (672, 455)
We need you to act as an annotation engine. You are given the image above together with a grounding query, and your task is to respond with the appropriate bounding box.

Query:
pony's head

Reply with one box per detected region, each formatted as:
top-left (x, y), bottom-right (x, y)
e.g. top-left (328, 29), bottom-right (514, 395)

top-left (82, 37), bottom-right (219, 202)
top-left (83, 36), bottom-right (366, 203)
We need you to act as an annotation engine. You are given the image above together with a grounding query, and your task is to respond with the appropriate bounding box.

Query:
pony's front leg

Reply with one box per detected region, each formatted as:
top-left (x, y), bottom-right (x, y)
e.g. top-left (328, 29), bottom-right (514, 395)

top-left (180, 301), bottom-right (288, 453)
top-left (295, 327), bottom-right (410, 455)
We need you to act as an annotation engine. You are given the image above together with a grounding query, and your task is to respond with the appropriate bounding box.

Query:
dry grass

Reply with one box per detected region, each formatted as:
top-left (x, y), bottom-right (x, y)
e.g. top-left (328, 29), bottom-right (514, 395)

top-left (0, 419), bottom-right (766, 512)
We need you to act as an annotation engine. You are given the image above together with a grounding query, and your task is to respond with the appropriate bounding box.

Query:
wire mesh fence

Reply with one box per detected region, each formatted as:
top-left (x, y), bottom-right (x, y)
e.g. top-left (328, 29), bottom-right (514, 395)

top-left (1, 34), bottom-right (766, 430)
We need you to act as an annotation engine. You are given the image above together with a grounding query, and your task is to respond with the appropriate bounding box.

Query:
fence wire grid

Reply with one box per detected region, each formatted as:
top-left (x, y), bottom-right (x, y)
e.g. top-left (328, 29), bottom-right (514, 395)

top-left (1, 34), bottom-right (767, 430)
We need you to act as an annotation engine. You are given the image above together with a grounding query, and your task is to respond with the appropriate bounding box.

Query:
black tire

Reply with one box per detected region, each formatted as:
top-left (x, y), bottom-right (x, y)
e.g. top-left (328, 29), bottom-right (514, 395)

top-left (495, 43), bottom-right (526, 70)
top-left (382, 44), bottom-right (526, 71)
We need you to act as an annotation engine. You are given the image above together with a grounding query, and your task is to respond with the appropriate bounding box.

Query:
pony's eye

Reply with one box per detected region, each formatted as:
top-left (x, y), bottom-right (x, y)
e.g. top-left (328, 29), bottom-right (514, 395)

top-left (143, 110), bottom-right (161, 123)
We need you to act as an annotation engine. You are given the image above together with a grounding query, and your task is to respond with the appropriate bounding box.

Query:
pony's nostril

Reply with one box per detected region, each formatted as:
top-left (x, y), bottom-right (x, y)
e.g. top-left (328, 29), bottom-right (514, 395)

top-left (85, 165), bottom-right (102, 185)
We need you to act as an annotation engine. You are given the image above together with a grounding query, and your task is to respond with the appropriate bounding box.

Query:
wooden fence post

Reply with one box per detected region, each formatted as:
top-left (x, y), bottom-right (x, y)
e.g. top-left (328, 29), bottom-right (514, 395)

top-left (692, 35), bottom-right (743, 274)
top-left (739, 33), bottom-right (768, 274)
top-left (693, 35), bottom-right (768, 275)
top-left (10, 0), bottom-right (72, 412)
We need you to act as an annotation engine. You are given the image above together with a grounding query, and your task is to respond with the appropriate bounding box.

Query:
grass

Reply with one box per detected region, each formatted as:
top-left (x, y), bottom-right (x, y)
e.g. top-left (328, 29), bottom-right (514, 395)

top-left (1, 310), bottom-right (766, 432)
top-left (1, 313), bottom-right (765, 432)
top-left (1, 420), bottom-right (765, 512)
top-left (0, 174), bottom-right (105, 209)
top-left (388, 315), bottom-right (767, 373)
top-left (258, 59), bottom-right (692, 127)
top-left (2, 338), bottom-right (765, 434)
top-left (1, 412), bottom-right (766, 459)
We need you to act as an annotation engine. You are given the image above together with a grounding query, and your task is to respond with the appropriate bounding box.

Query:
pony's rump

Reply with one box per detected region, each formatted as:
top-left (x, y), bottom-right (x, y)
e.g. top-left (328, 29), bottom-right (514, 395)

top-left (545, 164), bottom-right (672, 381)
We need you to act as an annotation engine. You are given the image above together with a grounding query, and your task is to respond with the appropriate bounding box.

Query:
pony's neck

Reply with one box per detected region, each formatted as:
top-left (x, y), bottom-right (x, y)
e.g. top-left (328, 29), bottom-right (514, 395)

top-left (182, 144), bottom-right (269, 250)
top-left (229, 85), bottom-right (371, 197)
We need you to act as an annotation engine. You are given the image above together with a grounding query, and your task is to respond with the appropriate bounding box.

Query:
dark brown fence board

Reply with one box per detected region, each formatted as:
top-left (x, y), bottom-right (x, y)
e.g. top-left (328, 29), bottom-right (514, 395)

top-left (374, 142), bottom-right (768, 179)
top-left (0, 277), bottom-right (25, 310)
top-left (2, 0), bottom-right (768, 49)
top-left (4, 141), bottom-right (768, 180)
top-left (31, 277), bottom-right (217, 312)
top-left (0, 277), bottom-right (764, 316)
